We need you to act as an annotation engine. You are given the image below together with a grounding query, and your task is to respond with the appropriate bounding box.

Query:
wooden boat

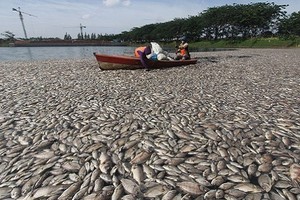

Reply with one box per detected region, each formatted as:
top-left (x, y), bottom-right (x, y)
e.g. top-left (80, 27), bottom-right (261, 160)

top-left (93, 53), bottom-right (197, 70)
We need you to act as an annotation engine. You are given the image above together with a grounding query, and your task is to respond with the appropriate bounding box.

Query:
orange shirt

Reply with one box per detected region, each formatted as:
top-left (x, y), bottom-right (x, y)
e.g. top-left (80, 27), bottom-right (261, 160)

top-left (180, 49), bottom-right (187, 55)
top-left (134, 46), bottom-right (147, 57)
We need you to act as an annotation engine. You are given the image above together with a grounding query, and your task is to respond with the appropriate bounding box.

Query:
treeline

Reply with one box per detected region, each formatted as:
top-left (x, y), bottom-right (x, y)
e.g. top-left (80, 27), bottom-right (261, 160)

top-left (63, 33), bottom-right (116, 40)
top-left (117, 2), bottom-right (300, 42)
top-left (66, 2), bottom-right (299, 42)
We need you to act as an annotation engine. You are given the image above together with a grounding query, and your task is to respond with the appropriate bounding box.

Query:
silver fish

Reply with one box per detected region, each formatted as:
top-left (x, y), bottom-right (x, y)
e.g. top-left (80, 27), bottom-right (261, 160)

top-left (258, 174), bottom-right (272, 192)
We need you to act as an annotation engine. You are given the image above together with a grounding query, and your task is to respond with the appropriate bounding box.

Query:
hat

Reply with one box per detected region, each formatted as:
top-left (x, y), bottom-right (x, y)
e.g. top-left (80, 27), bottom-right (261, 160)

top-left (180, 36), bottom-right (187, 42)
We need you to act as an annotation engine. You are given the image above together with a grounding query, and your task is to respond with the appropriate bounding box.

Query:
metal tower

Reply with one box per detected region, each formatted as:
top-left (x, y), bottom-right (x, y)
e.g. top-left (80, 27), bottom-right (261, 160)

top-left (80, 23), bottom-right (86, 39)
top-left (12, 7), bottom-right (37, 39)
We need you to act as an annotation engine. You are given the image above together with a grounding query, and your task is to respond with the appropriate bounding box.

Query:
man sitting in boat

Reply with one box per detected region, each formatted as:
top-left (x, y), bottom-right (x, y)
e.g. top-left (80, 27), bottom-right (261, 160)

top-left (135, 42), bottom-right (172, 70)
top-left (175, 36), bottom-right (190, 60)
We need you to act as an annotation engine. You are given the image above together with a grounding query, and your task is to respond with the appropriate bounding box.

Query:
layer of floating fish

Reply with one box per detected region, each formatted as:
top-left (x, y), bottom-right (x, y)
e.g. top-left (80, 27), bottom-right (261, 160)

top-left (0, 49), bottom-right (300, 199)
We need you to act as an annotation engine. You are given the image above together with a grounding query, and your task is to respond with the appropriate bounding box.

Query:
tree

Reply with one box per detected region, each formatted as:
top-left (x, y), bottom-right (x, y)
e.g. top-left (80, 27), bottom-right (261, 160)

top-left (64, 32), bottom-right (72, 40)
top-left (1, 31), bottom-right (15, 40)
top-left (279, 11), bottom-right (300, 36)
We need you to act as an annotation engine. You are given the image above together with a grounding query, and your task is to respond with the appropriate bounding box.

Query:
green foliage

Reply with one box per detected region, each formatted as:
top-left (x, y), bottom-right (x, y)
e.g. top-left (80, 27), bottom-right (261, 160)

top-left (64, 32), bottom-right (72, 40)
top-left (279, 11), bottom-right (300, 36)
top-left (188, 37), bottom-right (300, 48)
top-left (116, 2), bottom-right (293, 42)
top-left (67, 2), bottom-right (298, 44)
top-left (1, 31), bottom-right (15, 40)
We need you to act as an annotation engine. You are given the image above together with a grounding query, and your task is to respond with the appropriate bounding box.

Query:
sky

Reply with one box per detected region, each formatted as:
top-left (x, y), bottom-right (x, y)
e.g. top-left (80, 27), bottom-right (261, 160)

top-left (0, 0), bottom-right (299, 39)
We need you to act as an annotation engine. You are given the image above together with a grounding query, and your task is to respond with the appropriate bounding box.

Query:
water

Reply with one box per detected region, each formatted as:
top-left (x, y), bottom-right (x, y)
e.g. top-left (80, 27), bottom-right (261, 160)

top-left (0, 46), bottom-right (136, 61)
top-left (0, 46), bottom-right (235, 61)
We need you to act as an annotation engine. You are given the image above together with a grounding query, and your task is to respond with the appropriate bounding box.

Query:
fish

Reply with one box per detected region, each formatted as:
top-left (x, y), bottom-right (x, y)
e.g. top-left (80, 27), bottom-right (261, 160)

top-left (32, 185), bottom-right (68, 199)
top-left (120, 178), bottom-right (140, 196)
top-left (131, 164), bottom-right (144, 184)
top-left (130, 151), bottom-right (151, 164)
top-left (111, 184), bottom-right (124, 200)
top-left (57, 181), bottom-right (82, 200)
top-left (177, 181), bottom-right (205, 195)
top-left (258, 174), bottom-right (272, 192)
top-left (234, 183), bottom-right (263, 193)
top-left (161, 190), bottom-right (177, 200)
top-left (290, 164), bottom-right (300, 182)
top-left (143, 184), bottom-right (167, 198)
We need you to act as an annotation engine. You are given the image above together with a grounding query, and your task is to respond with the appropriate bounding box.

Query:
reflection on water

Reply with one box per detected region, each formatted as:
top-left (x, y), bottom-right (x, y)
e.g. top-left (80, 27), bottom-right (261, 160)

top-left (26, 47), bottom-right (33, 60)
top-left (0, 46), bottom-right (136, 61)
top-left (0, 46), bottom-right (235, 62)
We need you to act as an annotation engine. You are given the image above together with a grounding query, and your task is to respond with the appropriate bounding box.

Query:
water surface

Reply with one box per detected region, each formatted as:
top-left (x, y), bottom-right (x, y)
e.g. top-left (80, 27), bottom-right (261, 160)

top-left (0, 46), bottom-right (136, 61)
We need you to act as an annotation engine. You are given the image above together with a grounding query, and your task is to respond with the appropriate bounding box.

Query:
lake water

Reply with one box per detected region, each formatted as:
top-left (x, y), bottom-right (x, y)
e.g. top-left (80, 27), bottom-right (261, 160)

top-left (0, 46), bottom-right (137, 61)
top-left (0, 46), bottom-right (235, 61)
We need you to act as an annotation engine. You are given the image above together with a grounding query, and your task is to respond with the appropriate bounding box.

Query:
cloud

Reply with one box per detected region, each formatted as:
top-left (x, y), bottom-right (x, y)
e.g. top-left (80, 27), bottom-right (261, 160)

top-left (103, 0), bottom-right (131, 7)
top-left (122, 0), bottom-right (131, 6)
top-left (81, 14), bottom-right (91, 19)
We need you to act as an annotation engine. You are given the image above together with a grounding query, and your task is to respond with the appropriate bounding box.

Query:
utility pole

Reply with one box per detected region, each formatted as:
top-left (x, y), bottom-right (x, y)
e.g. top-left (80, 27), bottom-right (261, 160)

top-left (12, 7), bottom-right (37, 39)
top-left (80, 23), bottom-right (86, 39)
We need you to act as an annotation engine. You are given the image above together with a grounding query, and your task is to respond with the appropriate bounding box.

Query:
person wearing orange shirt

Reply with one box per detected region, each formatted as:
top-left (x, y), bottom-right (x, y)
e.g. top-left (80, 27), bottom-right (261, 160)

top-left (175, 36), bottom-right (190, 60)
top-left (135, 45), bottom-right (152, 70)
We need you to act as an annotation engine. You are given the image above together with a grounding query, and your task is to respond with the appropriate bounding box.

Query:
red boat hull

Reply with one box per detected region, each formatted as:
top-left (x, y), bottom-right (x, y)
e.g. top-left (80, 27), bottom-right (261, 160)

top-left (93, 53), bottom-right (197, 70)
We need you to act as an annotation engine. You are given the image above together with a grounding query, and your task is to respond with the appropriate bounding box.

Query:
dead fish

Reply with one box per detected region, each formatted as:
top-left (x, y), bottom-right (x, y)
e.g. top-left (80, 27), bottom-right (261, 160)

top-left (123, 140), bottom-right (139, 150)
top-left (80, 174), bottom-right (92, 190)
top-left (258, 174), bottom-right (272, 192)
top-left (193, 175), bottom-right (212, 187)
top-left (33, 150), bottom-right (55, 159)
top-left (142, 164), bottom-right (155, 180)
top-left (32, 185), bottom-right (68, 199)
top-left (234, 183), bottom-right (263, 193)
top-left (283, 188), bottom-right (297, 200)
top-left (211, 176), bottom-right (225, 186)
top-left (69, 173), bottom-right (81, 182)
top-left (173, 131), bottom-right (191, 140)
top-left (99, 152), bottom-right (112, 174)
top-left (0, 187), bottom-right (12, 199)
top-left (227, 175), bottom-right (249, 183)
top-left (269, 190), bottom-right (286, 200)
top-left (217, 147), bottom-right (229, 158)
top-left (111, 184), bottom-right (124, 200)
top-left (243, 156), bottom-right (254, 167)
top-left (93, 178), bottom-right (104, 192)
top-left (120, 178), bottom-right (140, 196)
top-left (121, 194), bottom-right (135, 200)
top-left (225, 189), bottom-right (246, 198)
top-left (204, 190), bottom-right (216, 199)
top-left (290, 164), bottom-right (300, 182)
top-left (62, 161), bottom-right (81, 172)
top-left (166, 158), bottom-right (185, 166)
top-left (100, 173), bottom-right (112, 183)
top-left (161, 190), bottom-right (177, 200)
top-left (247, 164), bottom-right (257, 177)
top-left (274, 180), bottom-right (292, 189)
top-left (11, 187), bottom-right (21, 199)
top-left (130, 151), bottom-right (151, 164)
top-left (203, 129), bottom-right (220, 141)
top-left (90, 168), bottom-right (100, 183)
top-left (226, 163), bottom-right (241, 174)
top-left (131, 164), bottom-right (144, 184)
top-left (177, 181), bottom-right (205, 196)
top-left (58, 181), bottom-right (82, 200)
top-left (21, 175), bottom-right (41, 195)
top-left (143, 184), bottom-right (168, 198)
top-left (258, 163), bottom-right (272, 173)
top-left (215, 189), bottom-right (225, 199)
top-left (244, 193), bottom-right (263, 200)
top-left (180, 144), bottom-right (197, 153)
